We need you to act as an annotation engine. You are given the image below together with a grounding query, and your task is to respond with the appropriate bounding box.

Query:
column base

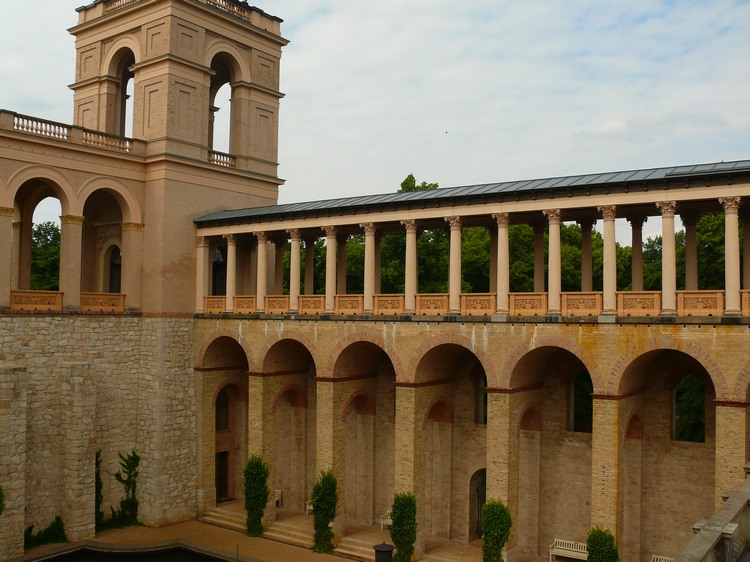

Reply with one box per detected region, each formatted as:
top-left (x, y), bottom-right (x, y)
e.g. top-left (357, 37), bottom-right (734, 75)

top-left (491, 311), bottom-right (509, 321)
top-left (659, 309), bottom-right (677, 317)
top-left (723, 309), bottom-right (742, 317)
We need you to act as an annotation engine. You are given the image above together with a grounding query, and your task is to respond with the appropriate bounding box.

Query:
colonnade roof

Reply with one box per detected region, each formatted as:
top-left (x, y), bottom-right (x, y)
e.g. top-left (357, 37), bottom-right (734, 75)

top-left (194, 159), bottom-right (750, 228)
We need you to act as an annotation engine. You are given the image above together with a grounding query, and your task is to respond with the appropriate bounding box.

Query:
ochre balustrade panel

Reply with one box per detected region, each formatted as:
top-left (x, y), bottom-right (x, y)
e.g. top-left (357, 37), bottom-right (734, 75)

top-left (10, 290), bottom-right (63, 312)
top-left (562, 292), bottom-right (602, 316)
top-left (336, 295), bottom-right (364, 315)
top-left (617, 291), bottom-right (660, 316)
top-left (374, 294), bottom-right (405, 315)
top-left (266, 295), bottom-right (290, 314)
top-left (461, 293), bottom-right (496, 316)
top-left (234, 296), bottom-right (257, 313)
top-left (416, 294), bottom-right (449, 315)
top-left (204, 296), bottom-right (226, 313)
top-left (80, 292), bottom-right (125, 313)
top-left (677, 291), bottom-right (723, 317)
top-left (299, 296), bottom-right (324, 315)
top-left (742, 290), bottom-right (750, 316)
top-left (509, 293), bottom-right (547, 316)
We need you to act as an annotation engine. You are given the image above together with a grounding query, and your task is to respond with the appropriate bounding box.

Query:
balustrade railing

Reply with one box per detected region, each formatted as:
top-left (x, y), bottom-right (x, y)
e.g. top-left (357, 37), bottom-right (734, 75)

top-left (510, 293), bottom-right (547, 316)
top-left (206, 0), bottom-right (254, 23)
top-left (335, 295), bottom-right (364, 315)
top-left (617, 291), bottom-right (660, 316)
top-left (299, 295), bottom-right (325, 314)
top-left (416, 294), bottom-right (449, 315)
top-left (83, 130), bottom-right (133, 153)
top-left (234, 296), bottom-right (256, 313)
top-left (266, 295), bottom-right (290, 314)
top-left (204, 296), bottom-right (226, 313)
top-left (374, 294), bottom-right (405, 315)
top-left (208, 150), bottom-right (236, 168)
top-left (562, 292), bottom-right (602, 316)
top-left (677, 290), bottom-right (724, 316)
top-left (80, 292), bottom-right (125, 313)
top-left (105, 0), bottom-right (142, 13)
top-left (13, 115), bottom-right (69, 140)
top-left (461, 293), bottom-right (495, 316)
top-left (10, 290), bottom-right (63, 312)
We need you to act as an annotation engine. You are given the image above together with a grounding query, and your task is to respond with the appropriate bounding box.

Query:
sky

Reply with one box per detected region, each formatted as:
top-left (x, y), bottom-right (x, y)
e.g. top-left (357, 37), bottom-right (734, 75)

top-left (1, 0), bottom-right (749, 241)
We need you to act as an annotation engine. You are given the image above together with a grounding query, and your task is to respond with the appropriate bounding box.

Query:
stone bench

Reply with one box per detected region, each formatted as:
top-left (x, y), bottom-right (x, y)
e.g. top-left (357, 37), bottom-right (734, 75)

top-left (549, 538), bottom-right (587, 561)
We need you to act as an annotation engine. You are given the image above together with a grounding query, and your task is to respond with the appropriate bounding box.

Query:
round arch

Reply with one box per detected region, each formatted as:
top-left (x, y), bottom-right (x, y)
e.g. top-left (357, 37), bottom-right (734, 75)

top-left (9, 166), bottom-right (75, 215)
top-left (101, 39), bottom-right (142, 76)
top-left (203, 42), bottom-right (251, 83)
top-left (411, 339), bottom-right (493, 386)
top-left (328, 331), bottom-right (404, 381)
top-left (79, 178), bottom-right (142, 224)
top-left (341, 389), bottom-right (376, 420)
top-left (258, 334), bottom-right (319, 374)
top-left (194, 328), bottom-right (253, 369)
top-left (199, 335), bottom-right (249, 371)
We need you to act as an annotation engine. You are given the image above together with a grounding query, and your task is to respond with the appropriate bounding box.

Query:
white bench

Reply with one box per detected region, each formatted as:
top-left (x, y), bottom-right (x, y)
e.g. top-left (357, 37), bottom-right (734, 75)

top-left (549, 538), bottom-right (587, 562)
top-left (305, 500), bottom-right (314, 515)
top-left (651, 556), bottom-right (673, 562)
top-left (274, 489), bottom-right (282, 507)
top-left (380, 510), bottom-right (393, 531)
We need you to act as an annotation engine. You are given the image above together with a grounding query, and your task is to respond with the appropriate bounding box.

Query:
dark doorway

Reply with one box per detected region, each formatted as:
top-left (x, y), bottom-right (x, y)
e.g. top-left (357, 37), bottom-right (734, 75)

top-left (109, 247), bottom-right (122, 293)
top-left (215, 451), bottom-right (229, 502)
top-left (469, 469), bottom-right (487, 540)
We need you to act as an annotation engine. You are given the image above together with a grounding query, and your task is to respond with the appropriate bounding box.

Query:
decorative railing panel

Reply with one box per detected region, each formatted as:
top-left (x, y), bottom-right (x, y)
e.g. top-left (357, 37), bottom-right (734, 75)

top-left (105, 0), bottom-right (142, 12)
top-left (416, 294), bottom-right (449, 315)
top-left (208, 150), bottom-right (236, 168)
top-left (13, 115), bottom-right (68, 140)
top-left (374, 294), bottom-right (405, 315)
top-left (266, 295), bottom-right (290, 314)
top-left (562, 292), bottom-right (602, 316)
top-left (80, 292), bottom-right (125, 312)
top-left (234, 296), bottom-right (256, 313)
top-left (617, 291), bottom-right (660, 316)
top-left (509, 293), bottom-right (547, 316)
top-left (206, 0), bottom-right (254, 23)
top-left (83, 131), bottom-right (132, 153)
top-left (299, 296), bottom-right (325, 314)
top-left (677, 290), bottom-right (723, 316)
top-left (10, 290), bottom-right (63, 312)
top-left (461, 293), bottom-right (496, 316)
top-left (336, 295), bottom-right (364, 315)
top-left (204, 296), bottom-right (226, 313)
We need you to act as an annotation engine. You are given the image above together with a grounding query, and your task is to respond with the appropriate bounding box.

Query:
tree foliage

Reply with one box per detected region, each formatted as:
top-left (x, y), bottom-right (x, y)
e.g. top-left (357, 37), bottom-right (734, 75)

top-left (390, 492), bottom-right (417, 562)
top-left (482, 499), bottom-right (512, 562)
top-left (25, 516), bottom-right (68, 549)
top-left (31, 221), bottom-right (60, 291)
top-left (311, 470), bottom-right (337, 552)
top-left (0, 483), bottom-right (5, 517)
top-left (674, 375), bottom-right (706, 442)
top-left (243, 455), bottom-right (270, 536)
top-left (586, 526), bottom-right (618, 562)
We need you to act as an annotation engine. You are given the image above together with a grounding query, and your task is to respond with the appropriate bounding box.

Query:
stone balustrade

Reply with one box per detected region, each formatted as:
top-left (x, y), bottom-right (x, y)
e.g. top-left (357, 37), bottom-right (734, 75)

top-left (79, 292), bottom-right (125, 313)
top-left (9, 290), bottom-right (125, 313)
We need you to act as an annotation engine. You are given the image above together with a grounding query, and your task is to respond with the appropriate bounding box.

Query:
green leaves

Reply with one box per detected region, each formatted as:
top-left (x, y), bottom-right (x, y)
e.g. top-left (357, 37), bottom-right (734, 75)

top-left (0, 483), bottom-right (5, 517)
top-left (311, 470), bottom-right (337, 552)
top-left (482, 499), bottom-right (511, 562)
top-left (31, 221), bottom-right (60, 291)
top-left (243, 455), bottom-right (270, 536)
top-left (586, 526), bottom-right (618, 562)
top-left (390, 492), bottom-right (417, 562)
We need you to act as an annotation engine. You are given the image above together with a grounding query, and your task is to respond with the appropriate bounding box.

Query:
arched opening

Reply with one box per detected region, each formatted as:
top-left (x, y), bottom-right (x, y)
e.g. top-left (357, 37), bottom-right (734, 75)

top-left (209, 54), bottom-right (237, 153)
top-left (105, 245), bottom-right (122, 293)
top-left (30, 197), bottom-right (61, 291)
top-left (82, 190), bottom-right (123, 293)
top-left (110, 49), bottom-right (135, 137)
top-left (568, 371), bottom-right (593, 433)
top-left (618, 349), bottom-right (715, 560)
top-left (211, 245), bottom-right (227, 296)
top-left (469, 469), bottom-right (486, 541)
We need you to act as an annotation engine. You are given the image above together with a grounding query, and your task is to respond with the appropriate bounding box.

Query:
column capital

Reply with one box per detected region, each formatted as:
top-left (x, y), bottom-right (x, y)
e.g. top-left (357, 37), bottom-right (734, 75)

top-left (656, 201), bottom-right (677, 218)
top-left (491, 212), bottom-right (510, 228)
top-left (597, 205), bottom-right (617, 221)
top-left (61, 215), bottom-right (85, 225)
top-left (223, 233), bottom-right (236, 245)
top-left (720, 196), bottom-right (742, 213)
top-left (401, 219), bottom-right (418, 233)
top-left (543, 208), bottom-right (562, 224)
top-left (122, 222), bottom-right (145, 232)
top-left (0, 206), bottom-right (14, 217)
top-left (626, 215), bottom-right (647, 229)
top-left (444, 216), bottom-right (462, 230)
top-left (196, 236), bottom-right (209, 248)
top-left (359, 222), bottom-right (377, 235)
top-left (288, 228), bottom-right (301, 241)
top-left (322, 225), bottom-right (337, 238)
top-left (255, 231), bottom-right (268, 243)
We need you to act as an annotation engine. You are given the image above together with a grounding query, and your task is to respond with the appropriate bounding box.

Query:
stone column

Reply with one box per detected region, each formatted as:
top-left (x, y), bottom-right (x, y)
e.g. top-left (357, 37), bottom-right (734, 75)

top-left (61, 363), bottom-right (96, 542)
top-left (304, 237), bottom-right (316, 295)
top-left (11, 221), bottom-right (21, 290)
top-left (273, 237), bottom-right (285, 295)
top-left (247, 374), bottom-right (277, 521)
top-left (402, 220), bottom-right (418, 314)
top-left (492, 213), bottom-right (510, 316)
top-left (656, 201), bottom-right (678, 315)
top-left (743, 212), bottom-right (750, 291)
top-left (598, 206), bottom-right (617, 315)
top-left (121, 223), bottom-right (144, 310)
top-left (628, 216), bottom-right (646, 291)
top-left (486, 392), bottom-right (513, 502)
top-left (336, 234), bottom-right (347, 295)
top-left (60, 215), bottom-right (84, 310)
top-left (0, 366), bottom-right (27, 559)
top-left (489, 226), bottom-right (498, 294)
top-left (361, 223), bottom-right (376, 314)
top-left (255, 232), bottom-right (267, 312)
top-left (0, 207), bottom-right (13, 308)
top-left (533, 222), bottom-right (545, 293)
top-left (720, 197), bottom-right (742, 315)
top-left (714, 403), bottom-right (748, 508)
top-left (683, 213), bottom-right (699, 291)
top-left (18, 220), bottom-right (32, 290)
top-left (590, 397), bottom-right (621, 538)
top-left (224, 234), bottom-right (237, 312)
top-left (394, 385), bottom-right (426, 558)
top-left (323, 226), bottom-right (337, 313)
top-left (579, 220), bottom-right (594, 292)
top-left (195, 236), bottom-right (210, 312)
top-left (374, 232), bottom-right (382, 295)
top-left (316, 379), bottom-right (345, 538)
top-left (544, 209), bottom-right (562, 315)
top-left (288, 229), bottom-right (301, 313)
top-left (445, 216), bottom-right (462, 315)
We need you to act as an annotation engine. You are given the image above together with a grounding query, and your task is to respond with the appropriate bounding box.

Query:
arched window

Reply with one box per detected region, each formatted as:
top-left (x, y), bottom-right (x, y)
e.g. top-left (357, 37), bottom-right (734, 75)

top-left (107, 246), bottom-right (122, 293)
top-left (673, 374), bottom-right (705, 442)
top-left (215, 389), bottom-right (229, 431)
top-left (112, 50), bottom-right (135, 137)
top-left (568, 372), bottom-right (593, 433)
top-left (209, 54), bottom-right (236, 153)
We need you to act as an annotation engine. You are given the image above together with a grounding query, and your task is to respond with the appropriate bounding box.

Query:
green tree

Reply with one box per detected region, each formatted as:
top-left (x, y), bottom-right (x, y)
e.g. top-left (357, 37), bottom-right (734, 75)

top-left (586, 526), bottom-right (618, 561)
top-left (399, 173), bottom-right (438, 193)
top-left (674, 375), bottom-right (705, 442)
top-left (311, 470), bottom-right (337, 552)
top-left (0, 483), bottom-right (5, 517)
top-left (31, 221), bottom-right (60, 291)
top-left (482, 499), bottom-right (512, 562)
top-left (390, 492), bottom-right (417, 562)
top-left (243, 455), bottom-right (270, 536)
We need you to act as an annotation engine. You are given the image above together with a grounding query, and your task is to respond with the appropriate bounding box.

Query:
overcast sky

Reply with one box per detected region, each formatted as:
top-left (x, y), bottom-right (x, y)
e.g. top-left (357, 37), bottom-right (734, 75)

top-left (1, 1), bottom-right (748, 240)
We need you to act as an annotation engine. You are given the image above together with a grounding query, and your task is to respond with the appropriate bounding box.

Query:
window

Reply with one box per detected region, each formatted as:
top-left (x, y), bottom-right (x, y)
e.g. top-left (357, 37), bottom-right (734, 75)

top-left (568, 372), bottom-right (593, 433)
top-left (215, 389), bottom-right (229, 431)
top-left (673, 375), bottom-right (705, 442)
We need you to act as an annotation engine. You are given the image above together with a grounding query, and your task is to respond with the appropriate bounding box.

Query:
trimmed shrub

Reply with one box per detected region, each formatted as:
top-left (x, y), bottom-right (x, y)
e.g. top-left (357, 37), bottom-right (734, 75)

top-left (0, 484), bottom-right (5, 517)
top-left (482, 499), bottom-right (512, 562)
top-left (311, 470), bottom-right (337, 552)
top-left (587, 526), bottom-right (618, 562)
top-left (390, 493), bottom-right (417, 562)
top-left (243, 455), bottom-right (270, 536)
top-left (24, 516), bottom-right (68, 550)
top-left (95, 451), bottom-right (105, 529)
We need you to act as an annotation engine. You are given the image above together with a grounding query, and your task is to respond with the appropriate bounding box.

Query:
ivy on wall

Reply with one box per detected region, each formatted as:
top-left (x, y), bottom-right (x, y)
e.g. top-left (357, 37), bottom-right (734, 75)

top-left (311, 470), bottom-right (337, 552)
top-left (482, 499), bottom-right (512, 562)
top-left (96, 449), bottom-right (141, 531)
top-left (390, 493), bottom-right (417, 562)
top-left (24, 516), bottom-right (68, 550)
top-left (243, 455), bottom-right (269, 536)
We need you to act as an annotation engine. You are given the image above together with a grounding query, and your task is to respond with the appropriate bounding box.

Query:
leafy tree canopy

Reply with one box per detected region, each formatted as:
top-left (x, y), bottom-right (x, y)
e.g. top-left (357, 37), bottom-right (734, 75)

top-left (31, 222), bottom-right (60, 291)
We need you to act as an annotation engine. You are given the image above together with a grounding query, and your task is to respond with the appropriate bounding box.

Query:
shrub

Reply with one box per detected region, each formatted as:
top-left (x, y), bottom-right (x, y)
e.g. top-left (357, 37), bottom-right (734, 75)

top-left (98, 449), bottom-right (141, 530)
top-left (24, 516), bottom-right (68, 550)
top-left (390, 493), bottom-right (417, 562)
top-left (311, 470), bottom-right (337, 552)
top-left (243, 455), bottom-right (270, 536)
top-left (587, 526), bottom-right (618, 562)
top-left (95, 451), bottom-right (105, 529)
top-left (0, 484), bottom-right (5, 517)
top-left (482, 499), bottom-right (512, 562)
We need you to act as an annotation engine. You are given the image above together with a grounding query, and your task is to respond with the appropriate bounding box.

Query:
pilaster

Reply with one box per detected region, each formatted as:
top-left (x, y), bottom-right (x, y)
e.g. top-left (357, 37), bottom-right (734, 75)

top-left (60, 215), bottom-right (84, 310)
top-left (316, 379), bottom-right (345, 538)
top-left (591, 397), bottom-right (620, 538)
top-left (0, 208), bottom-right (13, 308)
top-left (122, 222), bottom-right (144, 310)
top-left (714, 403), bottom-right (747, 508)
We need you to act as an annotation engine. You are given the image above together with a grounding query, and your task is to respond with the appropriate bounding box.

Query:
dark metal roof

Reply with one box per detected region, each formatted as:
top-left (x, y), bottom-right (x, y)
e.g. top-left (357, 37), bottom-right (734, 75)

top-left (194, 159), bottom-right (750, 227)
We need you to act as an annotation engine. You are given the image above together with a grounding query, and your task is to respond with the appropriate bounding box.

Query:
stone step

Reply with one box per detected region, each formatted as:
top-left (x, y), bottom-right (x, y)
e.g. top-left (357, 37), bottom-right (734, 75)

top-left (199, 510), bottom-right (246, 533)
top-left (263, 523), bottom-right (315, 549)
top-left (333, 538), bottom-right (381, 562)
